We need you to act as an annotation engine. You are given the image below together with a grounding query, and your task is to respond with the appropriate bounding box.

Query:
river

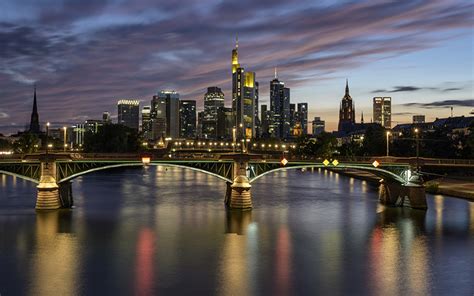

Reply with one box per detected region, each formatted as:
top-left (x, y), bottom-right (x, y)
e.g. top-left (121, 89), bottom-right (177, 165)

top-left (0, 167), bottom-right (473, 295)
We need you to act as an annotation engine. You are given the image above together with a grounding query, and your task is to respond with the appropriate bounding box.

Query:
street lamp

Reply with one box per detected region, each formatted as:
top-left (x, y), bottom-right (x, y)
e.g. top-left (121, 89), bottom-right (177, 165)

top-left (46, 122), bottom-right (50, 155)
top-left (63, 126), bottom-right (67, 152)
top-left (232, 127), bottom-right (236, 152)
top-left (414, 128), bottom-right (420, 171)
top-left (386, 131), bottom-right (391, 157)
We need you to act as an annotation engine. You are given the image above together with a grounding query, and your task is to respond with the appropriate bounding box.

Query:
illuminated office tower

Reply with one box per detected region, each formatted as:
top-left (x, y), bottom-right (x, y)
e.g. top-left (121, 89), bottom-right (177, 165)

top-left (231, 37), bottom-right (257, 139)
top-left (179, 100), bottom-right (196, 139)
top-left (151, 90), bottom-right (180, 139)
top-left (270, 69), bottom-right (290, 139)
top-left (117, 99), bottom-right (140, 130)
top-left (373, 96), bottom-right (392, 128)
top-left (141, 106), bottom-right (152, 139)
top-left (297, 103), bottom-right (308, 135)
top-left (203, 87), bottom-right (225, 139)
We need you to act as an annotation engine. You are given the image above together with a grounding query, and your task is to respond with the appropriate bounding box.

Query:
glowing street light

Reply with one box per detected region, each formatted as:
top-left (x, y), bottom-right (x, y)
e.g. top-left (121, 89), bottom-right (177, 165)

top-left (386, 131), bottom-right (391, 157)
top-left (63, 126), bottom-right (67, 152)
top-left (414, 128), bottom-right (420, 171)
top-left (46, 122), bottom-right (50, 155)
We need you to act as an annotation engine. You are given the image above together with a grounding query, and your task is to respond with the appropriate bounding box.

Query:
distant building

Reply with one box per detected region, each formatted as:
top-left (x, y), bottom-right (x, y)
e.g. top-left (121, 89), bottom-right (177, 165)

top-left (289, 103), bottom-right (296, 132)
top-left (270, 70), bottom-right (290, 139)
top-left (197, 111), bottom-right (204, 139)
top-left (102, 112), bottom-right (111, 123)
top-left (338, 79), bottom-right (355, 132)
top-left (312, 117), bottom-right (325, 136)
top-left (117, 99), bottom-right (139, 130)
top-left (373, 97), bottom-right (391, 128)
top-left (203, 87), bottom-right (225, 139)
top-left (179, 100), bottom-right (196, 139)
top-left (413, 115), bottom-right (425, 124)
top-left (29, 85), bottom-right (41, 134)
top-left (393, 116), bottom-right (473, 135)
top-left (151, 90), bottom-right (180, 139)
top-left (231, 38), bottom-right (257, 139)
top-left (297, 103), bottom-right (308, 134)
top-left (141, 106), bottom-right (152, 139)
top-left (217, 107), bottom-right (233, 139)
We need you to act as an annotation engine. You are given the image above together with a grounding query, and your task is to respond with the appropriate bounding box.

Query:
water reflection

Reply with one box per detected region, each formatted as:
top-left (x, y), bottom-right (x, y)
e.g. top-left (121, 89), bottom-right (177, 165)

top-left (225, 210), bottom-right (252, 235)
top-left (370, 207), bottom-right (429, 296)
top-left (30, 210), bottom-right (79, 296)
top-left (134, 228), bottom-right (156, 296)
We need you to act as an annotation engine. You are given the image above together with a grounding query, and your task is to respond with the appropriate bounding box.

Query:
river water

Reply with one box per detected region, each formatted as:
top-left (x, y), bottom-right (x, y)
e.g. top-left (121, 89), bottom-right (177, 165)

top-left (0, 167), bottom-right (473, 295)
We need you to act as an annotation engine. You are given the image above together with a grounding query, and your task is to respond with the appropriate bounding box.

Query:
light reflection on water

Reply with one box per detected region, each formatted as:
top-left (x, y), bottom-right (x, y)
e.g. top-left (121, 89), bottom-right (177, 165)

top-left (0, 167), bottom-right (473, 295)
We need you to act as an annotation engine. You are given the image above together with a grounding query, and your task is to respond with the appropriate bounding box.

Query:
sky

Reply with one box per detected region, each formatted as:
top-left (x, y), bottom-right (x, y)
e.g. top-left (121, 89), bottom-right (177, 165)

top-left (0, 0), bottom-right (473, 135)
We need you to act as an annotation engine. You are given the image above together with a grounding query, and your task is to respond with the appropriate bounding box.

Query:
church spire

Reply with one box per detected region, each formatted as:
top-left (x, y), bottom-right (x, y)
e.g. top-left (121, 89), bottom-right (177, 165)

top-left (29, 84), bottom-right (40, 134)
top-left (361, 111), bottom-right (364, 124)
top-left (345, 79), bottom-right (350, 97)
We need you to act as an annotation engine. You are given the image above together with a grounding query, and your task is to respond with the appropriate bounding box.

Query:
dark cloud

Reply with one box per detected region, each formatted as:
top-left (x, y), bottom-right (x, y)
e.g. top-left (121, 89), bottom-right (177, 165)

top-left (392, 112), bottom-right (416, 116)
top-left (443, 87), bottom-right (462, 92)
top-left (0, 0), bottom-right (473, 134)
top-left (402, 99), bottom-right (474, 108)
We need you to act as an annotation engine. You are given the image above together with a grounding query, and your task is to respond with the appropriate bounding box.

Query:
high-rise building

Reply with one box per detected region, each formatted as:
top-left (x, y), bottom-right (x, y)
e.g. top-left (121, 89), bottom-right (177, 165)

top-left (254, 82), bottom-right (260, 138)
top-left (231, 38), bottom-right (257, 139)
top-left (29, 85), bottom-right (40, 134)
top-left (151, 90), bottom-right (180, 139)
top-left (141, 106), bottom-right (152, 139)
top-left (338, 79), bottom-right (355, 132)
top-left (260, 104), bottom-right (272, 137)
top-left (203, 87), bottom-right (225, 139)
top-left (373, 97), bottom-right (392, 128)
top-left (197, 111), bottom-right (204, 139)
top-left (289, 103), bottom-right (296, 131)
top-left (297, 103), bottom-right (308, 135)
top-left (312, 117), bottom-right (325, 136)
top-left (117, 99), bottom-right (139, 130)
top-left (270, 70), bottom-right (290, 139)
top-left (179, 100), bottom-right (196, 139)
top-left (413, 115), bottom-right (425, 124)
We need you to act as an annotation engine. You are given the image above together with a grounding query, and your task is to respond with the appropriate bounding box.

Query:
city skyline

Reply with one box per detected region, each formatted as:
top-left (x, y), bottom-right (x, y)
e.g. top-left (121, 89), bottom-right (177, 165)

top-left (0, 0), bottom-right (473, 134)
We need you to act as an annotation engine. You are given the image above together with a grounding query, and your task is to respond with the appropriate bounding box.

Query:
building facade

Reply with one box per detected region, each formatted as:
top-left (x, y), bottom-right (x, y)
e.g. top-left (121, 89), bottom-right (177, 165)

top-left (413, 115), bottom-right (425, 124)
top-left (151, 90), bottom-right (180, 139)
top-left (203, 87), bottom-right (225, 139)
top-left (179, 100), bottom-right (196, 139)
top-left (373, 96), bottom-right (392, 128)
top-left (297, 103), bottom-right (308, 135)
top-left (141, 106), bottom-right (152, 139)
top-left (312, 117), bottom-right (325, 136)
top-left (117, 99), bottom-right (140, 130)
top-left (270, 74), bottom-right (290, 139)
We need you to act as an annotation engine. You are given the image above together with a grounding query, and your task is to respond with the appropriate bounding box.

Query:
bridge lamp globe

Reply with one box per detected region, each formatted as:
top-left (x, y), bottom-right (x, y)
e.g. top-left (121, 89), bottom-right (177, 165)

top-left (47, 144), bottom-right (53, 148)
top-left (141, 156), bottom-right (151, 165)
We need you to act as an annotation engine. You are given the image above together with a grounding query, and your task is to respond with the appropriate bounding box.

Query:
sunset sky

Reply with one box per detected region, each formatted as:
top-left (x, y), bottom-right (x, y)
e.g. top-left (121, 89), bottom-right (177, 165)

top-left (0, 0), bottom-right (473, 134)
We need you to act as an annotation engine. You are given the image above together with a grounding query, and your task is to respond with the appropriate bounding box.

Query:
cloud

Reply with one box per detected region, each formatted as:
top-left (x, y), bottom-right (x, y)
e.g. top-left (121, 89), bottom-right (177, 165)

top-left (0, 0), bottom-right (473, 134)
top-left (402, 99), bottom-right (474, 108)
top-left (442, 87), bottom-right (462, 92)
top-left (392, 112), bottom-right (416, 116)
top-left (0, 111), bottom-right (9, 119)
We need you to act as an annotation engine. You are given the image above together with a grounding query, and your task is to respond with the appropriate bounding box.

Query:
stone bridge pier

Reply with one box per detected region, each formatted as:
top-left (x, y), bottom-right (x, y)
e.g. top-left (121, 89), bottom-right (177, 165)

top-left (224, 154), bottom-right (254, 210)
top-left (379, 172), bottom-right (427, 210)
top-left (36, 156), bottom-right (73, 211)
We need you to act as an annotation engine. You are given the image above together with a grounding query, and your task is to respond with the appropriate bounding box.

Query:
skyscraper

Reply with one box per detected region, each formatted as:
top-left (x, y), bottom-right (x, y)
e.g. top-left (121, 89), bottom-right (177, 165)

top-left (151, 90), bottom-right (180, 139)
top-left (141, 106), bottom-right (152, 139)
top-left (231, 38), bottom-right (257, 139)
top-left (203, 87), bottom-right (225, 139)
top-left (29, 85), bottom-right (40, 134)
top-left (179, 100), bottom-right (196, 139)
top-left (270, 70), bottom-right (290, 139)
top-left (117, 99), bottom-right (139, 130)
top-left (297, 103), bottom-right (308, 135)
top-left (102, 112), bottom-right (111, 123)
top-left (338, 79), bottom-right (355, 132)
top-left (413, 115), bottom-right (425, 124)
top-left (373, 97), bottom-right (392, 128)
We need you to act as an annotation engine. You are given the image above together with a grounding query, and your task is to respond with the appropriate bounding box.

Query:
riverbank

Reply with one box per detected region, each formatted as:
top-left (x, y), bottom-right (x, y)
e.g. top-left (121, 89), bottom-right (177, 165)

top-left (329, 168), bottom-right (474, 201)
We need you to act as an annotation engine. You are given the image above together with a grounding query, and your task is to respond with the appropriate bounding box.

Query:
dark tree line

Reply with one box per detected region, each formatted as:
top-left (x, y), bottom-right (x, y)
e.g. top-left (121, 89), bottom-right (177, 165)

top-left (83, 124), bottom-right (140, 153)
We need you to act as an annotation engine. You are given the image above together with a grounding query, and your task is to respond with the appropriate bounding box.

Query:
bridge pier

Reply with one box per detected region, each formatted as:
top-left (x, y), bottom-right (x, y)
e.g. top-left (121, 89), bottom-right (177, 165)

top-left (36, 161), bottom-right (61, 211)
top-left (223, 154), bottom-right (253, 210)
top-left (379, 173), bottom-right (427, 210)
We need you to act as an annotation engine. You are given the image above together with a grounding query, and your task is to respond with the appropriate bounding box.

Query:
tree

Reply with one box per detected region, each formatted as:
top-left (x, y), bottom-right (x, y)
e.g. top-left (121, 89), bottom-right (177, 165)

top-left (13, 133), bottom-right (39, 153)
top-left (361, 124), bottom-right (386, 156)
top-left (83, 124), bottom-right (140, 153)
top-left (294, 132), bottom-right (336, 159)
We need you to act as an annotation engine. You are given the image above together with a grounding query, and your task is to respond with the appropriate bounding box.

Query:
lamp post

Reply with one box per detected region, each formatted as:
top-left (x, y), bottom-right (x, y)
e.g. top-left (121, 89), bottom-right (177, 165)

top-left (414, 128), bottom-right (420, 171)
top-left (63, 126), bottom-right (67, 152)
top-left (386, 131), bottom-right (391, 157)
top-left (239, 123), bottom-right (243, 153)
top-left (46, 122), bottom-right (50, 155)
top-left (232, 127), bottom-right (236, 153)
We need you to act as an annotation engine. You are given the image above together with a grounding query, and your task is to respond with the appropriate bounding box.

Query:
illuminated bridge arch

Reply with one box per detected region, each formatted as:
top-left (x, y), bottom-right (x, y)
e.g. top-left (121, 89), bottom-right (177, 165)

top-left (0, 161), bottom-right (41, 184)
top-left (248, 163), bottom-right (407, 184)
top-left (56, 161), bottom-right (234, 184)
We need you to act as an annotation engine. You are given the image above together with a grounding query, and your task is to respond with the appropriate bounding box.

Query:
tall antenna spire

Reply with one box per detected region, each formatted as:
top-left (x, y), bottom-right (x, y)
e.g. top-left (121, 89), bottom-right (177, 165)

top-left (235, 34), bottom-right (238, 48)
top-left (274, 66), bottom-right (278, 79)
top-left (345, 79), bottom-right (349, 96)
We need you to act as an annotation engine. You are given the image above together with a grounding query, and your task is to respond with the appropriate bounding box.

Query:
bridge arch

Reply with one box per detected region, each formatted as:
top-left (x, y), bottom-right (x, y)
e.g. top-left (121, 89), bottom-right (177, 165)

top-left (248, 164), bottom-right (407, 184)
top-left (58, 162), bottom-right (233, 184)
top-left (0, 170), bottom-right (40, 184)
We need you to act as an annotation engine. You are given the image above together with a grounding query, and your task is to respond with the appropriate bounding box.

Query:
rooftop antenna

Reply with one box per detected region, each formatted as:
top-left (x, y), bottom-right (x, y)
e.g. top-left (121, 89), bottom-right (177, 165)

top-left (274, 66), bottom-right (278, 79)
top-left (450, 106), bottom-right (453, 117)
top-left (235, 34), bottom-right (238, 48)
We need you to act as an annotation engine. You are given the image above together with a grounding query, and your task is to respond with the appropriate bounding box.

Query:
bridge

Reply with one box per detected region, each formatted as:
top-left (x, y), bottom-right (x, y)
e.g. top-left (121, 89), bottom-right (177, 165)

top-left (0, 153), bottom-right (428, 211)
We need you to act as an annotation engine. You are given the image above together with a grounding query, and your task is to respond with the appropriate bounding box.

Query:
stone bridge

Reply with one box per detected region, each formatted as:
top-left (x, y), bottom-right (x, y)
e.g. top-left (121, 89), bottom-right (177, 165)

top-left (0, 153), bottom-right (427, 211)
